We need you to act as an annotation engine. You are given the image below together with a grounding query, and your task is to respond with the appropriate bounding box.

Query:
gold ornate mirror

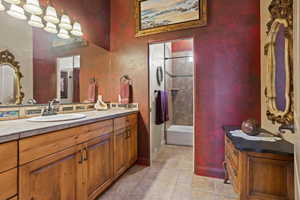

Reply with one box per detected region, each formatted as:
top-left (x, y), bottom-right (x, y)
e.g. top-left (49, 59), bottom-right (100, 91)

top-left (264, 0), bottom-right (293, 125)
top-left (0, 50), bottom-right (24, 105)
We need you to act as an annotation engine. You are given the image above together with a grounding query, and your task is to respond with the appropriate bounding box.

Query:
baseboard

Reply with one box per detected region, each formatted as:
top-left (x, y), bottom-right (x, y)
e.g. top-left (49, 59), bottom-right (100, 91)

top-left (136, 157), bottom-right (150, 166)
top-left (195, 165), bottom-right (225, 179)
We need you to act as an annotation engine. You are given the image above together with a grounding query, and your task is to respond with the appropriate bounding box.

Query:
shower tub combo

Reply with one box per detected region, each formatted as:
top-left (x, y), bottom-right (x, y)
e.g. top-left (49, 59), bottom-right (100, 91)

top-left (166, 125), bottom-right (193, 146)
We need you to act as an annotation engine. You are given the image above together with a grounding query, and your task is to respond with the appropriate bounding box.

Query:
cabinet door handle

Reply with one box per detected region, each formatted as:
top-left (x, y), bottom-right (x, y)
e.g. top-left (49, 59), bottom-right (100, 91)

top-left (83, 147), bottom-right (88, 161)
top-left (79, 149), bottom-right (84, 164)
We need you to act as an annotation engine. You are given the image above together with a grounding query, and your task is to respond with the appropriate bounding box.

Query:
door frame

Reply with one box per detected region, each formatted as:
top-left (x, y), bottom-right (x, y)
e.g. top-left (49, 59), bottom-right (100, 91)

top-left (148, 37), bottom-right (196, 168)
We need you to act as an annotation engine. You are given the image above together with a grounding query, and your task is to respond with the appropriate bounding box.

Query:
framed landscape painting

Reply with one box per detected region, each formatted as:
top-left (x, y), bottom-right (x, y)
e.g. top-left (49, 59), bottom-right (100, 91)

top-left (135, 0), bottom-right (207, 37)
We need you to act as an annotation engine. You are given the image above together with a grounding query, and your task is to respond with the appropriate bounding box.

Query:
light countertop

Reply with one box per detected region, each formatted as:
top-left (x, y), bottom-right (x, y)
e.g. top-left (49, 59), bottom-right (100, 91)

top-left (0, 109), bottom-right (138, 144)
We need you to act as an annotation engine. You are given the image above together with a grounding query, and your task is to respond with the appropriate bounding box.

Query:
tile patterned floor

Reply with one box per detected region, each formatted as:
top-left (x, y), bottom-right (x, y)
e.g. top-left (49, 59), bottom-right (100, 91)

top-left (97, 145), bottom-right (239, 200)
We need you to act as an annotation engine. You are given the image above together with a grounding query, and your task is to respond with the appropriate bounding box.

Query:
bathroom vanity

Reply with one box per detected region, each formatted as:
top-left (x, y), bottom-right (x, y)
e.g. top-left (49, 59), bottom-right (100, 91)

top-left (223, 126), bottom-right (294, 200)
top-left (0, 109), bottom-right (138, 200)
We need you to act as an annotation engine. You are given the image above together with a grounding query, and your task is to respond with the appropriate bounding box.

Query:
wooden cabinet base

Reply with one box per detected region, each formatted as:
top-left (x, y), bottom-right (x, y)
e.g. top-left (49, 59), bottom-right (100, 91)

top-left (19, 146), bottom-right (82, 200)
top-left (225, 135), bottom-right (294, 200)
top-left (86, 134), bottom-right (114, 200)
top-left (15, 113), bottom-right (139, 200)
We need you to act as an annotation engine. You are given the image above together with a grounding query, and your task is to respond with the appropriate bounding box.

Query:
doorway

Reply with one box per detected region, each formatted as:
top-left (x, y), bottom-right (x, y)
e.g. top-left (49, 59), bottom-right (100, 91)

top-left (149, 38), bottom-right (195, 162)
top-left (57, 55), bottom-right (81, 104)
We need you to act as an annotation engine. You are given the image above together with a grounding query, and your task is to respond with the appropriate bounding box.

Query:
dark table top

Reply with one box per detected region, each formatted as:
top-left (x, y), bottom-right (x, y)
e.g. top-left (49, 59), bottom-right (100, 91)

top-left (223, 126), bottom-right (294, 156)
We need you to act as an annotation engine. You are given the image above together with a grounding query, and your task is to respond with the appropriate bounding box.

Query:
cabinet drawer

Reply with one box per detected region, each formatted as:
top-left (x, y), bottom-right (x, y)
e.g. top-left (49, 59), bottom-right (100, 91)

top-left (19, 127), bottom-right (82, 165)
top-left (77, 120), bottom-right (113, 143)
top-left (0, 168), bottom-right (17, 200)
top-left (114, 117), bottom-right (128, 130)
top-left (0, 141), bottom-right (17, 172)
top-left (88, 120), bottom-right (113, 133)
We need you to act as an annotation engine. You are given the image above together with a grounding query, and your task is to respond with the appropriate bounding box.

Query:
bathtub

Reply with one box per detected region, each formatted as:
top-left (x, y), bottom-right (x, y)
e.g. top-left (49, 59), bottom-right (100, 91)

top-left (166, 125), bottom-right (193, 146)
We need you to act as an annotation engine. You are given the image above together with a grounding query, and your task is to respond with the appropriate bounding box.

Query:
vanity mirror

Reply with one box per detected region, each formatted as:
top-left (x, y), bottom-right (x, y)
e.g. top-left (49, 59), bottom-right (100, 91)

top-left (0, 11), bottom-right (109, 107)
top-left (0, 50), bottom-right (24, 105)
top-left (264, 0), bottom-right (293, 125)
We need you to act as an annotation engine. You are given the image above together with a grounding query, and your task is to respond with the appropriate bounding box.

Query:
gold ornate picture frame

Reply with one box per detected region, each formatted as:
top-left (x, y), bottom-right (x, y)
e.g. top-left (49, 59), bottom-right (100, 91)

top-left (0, 50), bottom-right (24, 105)
top-left (264, 0), bottom-right (293, 125)
top-left (135, 0), bottom-right (207, 37)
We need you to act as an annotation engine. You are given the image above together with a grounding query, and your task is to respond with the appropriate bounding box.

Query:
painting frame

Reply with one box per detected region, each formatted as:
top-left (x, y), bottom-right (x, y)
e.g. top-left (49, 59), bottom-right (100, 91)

top-left (135, 0), bottom-right (207, 37)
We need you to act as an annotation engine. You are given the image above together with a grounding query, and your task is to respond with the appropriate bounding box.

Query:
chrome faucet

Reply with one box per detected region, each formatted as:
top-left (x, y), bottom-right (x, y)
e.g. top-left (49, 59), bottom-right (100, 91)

top-left (42, 99), bottom-right (60, 116)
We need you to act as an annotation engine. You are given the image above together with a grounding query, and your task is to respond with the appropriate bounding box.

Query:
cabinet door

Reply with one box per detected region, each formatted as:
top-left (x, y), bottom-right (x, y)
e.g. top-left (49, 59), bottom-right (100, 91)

top-left (128, 124), bottom-right (138, 166)
top-left (19, 145), bottom-right (84, 200)
top-left (114, 128), bottom-right (128, 177)
top-left (0, 169), bottom-right (17, 200)
top-left (85, 134), bottom-right (114, 200)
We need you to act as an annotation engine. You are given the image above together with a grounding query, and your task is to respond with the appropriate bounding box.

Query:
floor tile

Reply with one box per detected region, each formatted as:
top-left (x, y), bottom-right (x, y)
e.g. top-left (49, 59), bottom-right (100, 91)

top-left (97, 145), bottom-right (239, 200)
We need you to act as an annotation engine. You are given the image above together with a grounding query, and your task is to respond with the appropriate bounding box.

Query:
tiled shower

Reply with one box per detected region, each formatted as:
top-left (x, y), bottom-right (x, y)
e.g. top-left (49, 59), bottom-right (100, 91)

top-left (165, 39), bottom-right (194, 146)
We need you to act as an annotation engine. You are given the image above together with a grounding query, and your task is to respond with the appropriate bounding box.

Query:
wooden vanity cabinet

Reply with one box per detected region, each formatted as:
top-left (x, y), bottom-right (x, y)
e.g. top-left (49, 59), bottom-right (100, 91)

top-left (114, 127), bottom-right (129, 177)
top-left (225, 134), bottom-right (294, 200)
top-left (0, 141), bottom-right (18, 200)
top-left (114, 114), bottom-right (138, 177)
top-left (19, 145), bottom-right (84, 200)
top-left (84, 134), bottom-right (114, 200)
top-left (16, 113), bottom-right (138, 200)
top-left (127, 114), bottom-right (138, 166)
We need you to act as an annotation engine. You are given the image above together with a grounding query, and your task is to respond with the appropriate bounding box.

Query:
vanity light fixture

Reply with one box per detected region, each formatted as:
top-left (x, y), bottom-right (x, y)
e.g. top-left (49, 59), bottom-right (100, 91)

top-left (0, 0), bottom-right (5, 11)
top-left (44, 22), bottom-right (57, 33)
top-left (44, 5), bottom-right (59, 24)
top-left (4, 0), bottom-right (20, 4)
top-left (7, 4), bottom-right (26, 20)
top-left (28, 14), bottom-right (44, 28)
top-left (59, 13), bottom-right (72, 30)
top-left (71, 22), bottom-right (83, 37)
top-left (24, 0), bottom-right (43, 15)
top-left (3, 0), bottom-right (83, 39)
top-left (57, 28), bottom-right (70, 39)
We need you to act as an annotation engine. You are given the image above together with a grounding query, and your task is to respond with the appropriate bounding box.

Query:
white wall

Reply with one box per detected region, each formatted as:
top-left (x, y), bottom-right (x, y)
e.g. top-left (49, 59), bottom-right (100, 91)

top-left (149, 43), bottom-right (167, 160)
top-left (262, 1), bottom-right (299, 198)
top-left (0, 12), bottom-right (33, 103)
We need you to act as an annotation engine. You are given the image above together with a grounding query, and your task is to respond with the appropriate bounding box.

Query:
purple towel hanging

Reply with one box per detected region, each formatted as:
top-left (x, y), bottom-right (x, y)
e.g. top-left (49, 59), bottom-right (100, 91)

top-left (155, 90), bottom-right (169, 125)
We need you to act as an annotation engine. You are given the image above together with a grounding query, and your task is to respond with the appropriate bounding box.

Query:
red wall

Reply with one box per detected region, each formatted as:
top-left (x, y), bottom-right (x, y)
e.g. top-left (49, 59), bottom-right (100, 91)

top-left (33, 29), bottom-right (57, 103)
top-left (33, 0), bottom-right (111, 103)
top-left (109, 0), bottom-right (261, 177)
top-left (172, 40), bottom-right (193, 52)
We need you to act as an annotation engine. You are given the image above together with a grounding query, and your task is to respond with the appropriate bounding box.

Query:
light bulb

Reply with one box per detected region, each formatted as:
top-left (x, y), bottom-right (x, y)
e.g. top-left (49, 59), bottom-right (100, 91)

top-left (7, 4), bottom-right (26, 20)
top-left (44, 22), bottom-right (57, 33)
top-left (44, 5), bottom-right (59, 24)
top-left (59, 14), bottom-right (72, 30)
top-left (28, 14), bottom-right (44, 28)
top-left (57, 28), bottom-right (70, 39)
top-left (0, 0), bottom-right (5, 11)
top-left (24, 0), bottom-right (43, 15)
top-left (71, 22), bottom-right (83, 37)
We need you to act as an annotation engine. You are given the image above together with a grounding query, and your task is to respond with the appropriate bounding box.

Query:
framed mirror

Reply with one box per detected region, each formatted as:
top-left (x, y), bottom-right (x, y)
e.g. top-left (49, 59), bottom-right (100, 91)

top-left (0, 50), bottom-right (24, 105)
top-left (264, 0), bottom-right (293, 125)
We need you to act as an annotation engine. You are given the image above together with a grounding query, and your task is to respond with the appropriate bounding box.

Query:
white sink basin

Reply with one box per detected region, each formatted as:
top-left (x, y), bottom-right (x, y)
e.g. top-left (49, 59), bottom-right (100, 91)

top-left (27, 113), bottom-right (87, 122)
